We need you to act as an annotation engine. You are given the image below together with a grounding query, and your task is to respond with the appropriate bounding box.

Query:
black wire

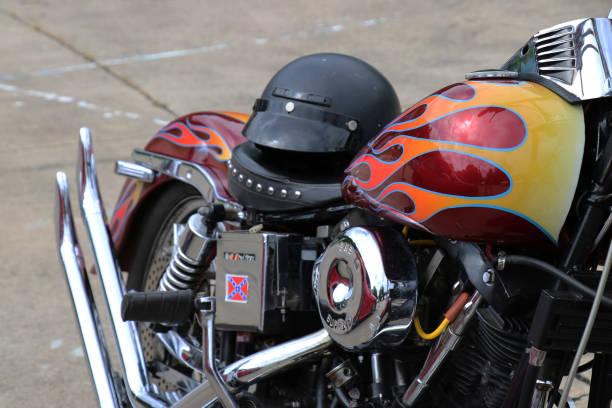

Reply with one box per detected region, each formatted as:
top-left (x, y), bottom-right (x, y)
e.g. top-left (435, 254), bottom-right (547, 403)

top-left (502, 255), bottom-right (612, 308)
top-left (316, 358), bottom-right (331, 408)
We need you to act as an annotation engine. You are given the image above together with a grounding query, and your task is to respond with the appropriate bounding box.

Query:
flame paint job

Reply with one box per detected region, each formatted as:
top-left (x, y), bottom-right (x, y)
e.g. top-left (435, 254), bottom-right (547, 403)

top-left (111, 111), bottom-right (248, 258)
top-left (343, 80), bottom-right (585, 245)
top-left (110, 178), bottom-right (145, 243)
top-left (145, 111), bottom-right (248, 199)
top-left (154, 117), bottom-right (232, 161)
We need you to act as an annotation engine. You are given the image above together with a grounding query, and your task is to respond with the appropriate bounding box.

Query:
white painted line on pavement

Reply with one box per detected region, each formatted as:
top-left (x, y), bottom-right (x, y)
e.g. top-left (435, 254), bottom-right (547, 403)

top-left (0, 13), bottom-right (401, 81)
top-left (50, 338), bottom-right (63, 349)
top-left (0, 82), bottom-right (170, 126)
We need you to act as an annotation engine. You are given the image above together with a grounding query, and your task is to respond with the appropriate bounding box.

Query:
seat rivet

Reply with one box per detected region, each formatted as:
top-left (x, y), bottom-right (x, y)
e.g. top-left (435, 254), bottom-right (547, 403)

top-left (285, 102), bottom-right (295, 113)
top-left (256, 183), bottom-right (263, 192)
top-left (280, 189), bottom-right (288, 198)
top-left (246, 178), bottom-right (253, 187)
top-left (294, 190), bottom-right (302, 199)
top-left (267, 186), bottom-right (275, 195)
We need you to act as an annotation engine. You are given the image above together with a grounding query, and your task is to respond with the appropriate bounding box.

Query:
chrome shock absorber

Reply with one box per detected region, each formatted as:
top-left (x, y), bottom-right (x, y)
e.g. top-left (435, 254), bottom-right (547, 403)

top-left (159, 208), bottom-right (216, 292)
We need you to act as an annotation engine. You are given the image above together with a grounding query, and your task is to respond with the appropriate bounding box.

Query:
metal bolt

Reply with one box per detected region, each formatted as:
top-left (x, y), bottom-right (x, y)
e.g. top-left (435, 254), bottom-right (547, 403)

top-left (348, 388), bottom-right (360, 400)
top-left (347, 120), bottom-right (358, 132)
top-left (285, 101), bottom-right (295, 113)
top-left (246, 178), bottom-right (253, 187)
top-left (340, 219), bottom-right (350, 231)
top-left (496, 251), bottom-right (507, 270)
top-left (294, 190), bottom-right (301, 199)
top-left (267, 186), bottom-right (275, 195)
top-left (256, 183), bottom-right (262, 192)
top-left (452, 280), bottom-right (464, 295)
top-left (482, 269), bottom-right (495, 285)
top-left (280, 188), bottom-right (288, 198)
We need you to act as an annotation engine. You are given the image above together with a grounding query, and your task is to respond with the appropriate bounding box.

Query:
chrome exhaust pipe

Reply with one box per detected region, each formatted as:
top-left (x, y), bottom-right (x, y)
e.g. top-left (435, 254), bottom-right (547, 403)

top-left (77, 128), bottom-right (166, 407)
top-left (223, 328), bottom-right (332, 388)
top-left (55, 171), bottom-right (122, 408)
top-left (174, 329), bottom-right (333, 408)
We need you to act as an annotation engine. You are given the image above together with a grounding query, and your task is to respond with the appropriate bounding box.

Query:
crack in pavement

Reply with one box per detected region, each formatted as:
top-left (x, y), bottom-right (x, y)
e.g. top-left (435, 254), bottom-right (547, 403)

top-left (0, 7), bottom-right (177, 117)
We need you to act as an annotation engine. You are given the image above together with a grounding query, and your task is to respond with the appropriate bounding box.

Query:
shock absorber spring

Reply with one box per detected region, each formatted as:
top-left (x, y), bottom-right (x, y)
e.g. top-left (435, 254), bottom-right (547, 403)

top-left (159, 210), bottom-right (216, 292)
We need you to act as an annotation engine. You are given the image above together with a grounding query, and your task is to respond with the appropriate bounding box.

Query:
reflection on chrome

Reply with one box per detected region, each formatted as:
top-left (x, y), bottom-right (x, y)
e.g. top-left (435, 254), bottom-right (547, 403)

top-left (78, 128), bottom-right (167, 407)
top-left (55, 171), bottom-right (121, 408)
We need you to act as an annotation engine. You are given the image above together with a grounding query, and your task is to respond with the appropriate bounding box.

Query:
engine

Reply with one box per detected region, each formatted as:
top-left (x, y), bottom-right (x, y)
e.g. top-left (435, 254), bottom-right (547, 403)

top-left (434, 306), bottom-right (528, 408)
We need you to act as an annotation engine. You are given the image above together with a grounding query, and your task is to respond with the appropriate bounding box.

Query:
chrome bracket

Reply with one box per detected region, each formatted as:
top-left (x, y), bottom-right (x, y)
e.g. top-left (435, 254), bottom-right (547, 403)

top-left (115, 160), bottom-right (155, 183)
top-left (198, 296), bottom-right (238, 408)
top-left (131, 149), bottom-right (242, 213)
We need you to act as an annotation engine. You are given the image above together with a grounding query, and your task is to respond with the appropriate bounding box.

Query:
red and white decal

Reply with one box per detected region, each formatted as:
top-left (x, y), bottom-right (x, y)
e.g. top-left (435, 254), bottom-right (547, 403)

top-left (225, 274), bottom-right (249, 304)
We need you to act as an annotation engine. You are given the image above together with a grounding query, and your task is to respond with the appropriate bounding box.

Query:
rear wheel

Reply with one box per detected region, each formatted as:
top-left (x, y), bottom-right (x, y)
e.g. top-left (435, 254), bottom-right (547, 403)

top-left (124, 182), bottom-right (206, 390)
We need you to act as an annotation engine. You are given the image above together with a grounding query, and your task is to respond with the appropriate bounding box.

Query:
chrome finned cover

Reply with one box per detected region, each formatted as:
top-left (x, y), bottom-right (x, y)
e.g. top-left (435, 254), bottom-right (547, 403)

top-left (313, 226), bottom-right (417, 350)
top-left (502, 17), bottom-right (612, 101)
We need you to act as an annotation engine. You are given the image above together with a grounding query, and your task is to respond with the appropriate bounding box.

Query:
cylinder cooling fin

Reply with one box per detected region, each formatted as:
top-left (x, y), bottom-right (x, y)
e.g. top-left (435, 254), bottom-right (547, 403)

top-left (436, 306), bottom-right (529, 408)
top-left (312, 226), bottom-right (418, 350)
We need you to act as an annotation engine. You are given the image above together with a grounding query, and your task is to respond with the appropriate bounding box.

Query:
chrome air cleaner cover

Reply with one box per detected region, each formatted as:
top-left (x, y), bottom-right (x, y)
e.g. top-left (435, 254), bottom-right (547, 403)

top-left (313, 226), bottom-right (417, 350)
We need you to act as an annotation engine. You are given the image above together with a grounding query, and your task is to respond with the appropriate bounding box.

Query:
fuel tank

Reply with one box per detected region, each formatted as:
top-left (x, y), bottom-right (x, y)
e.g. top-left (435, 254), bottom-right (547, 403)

top-left (342, 80), bottom-right (585, 246)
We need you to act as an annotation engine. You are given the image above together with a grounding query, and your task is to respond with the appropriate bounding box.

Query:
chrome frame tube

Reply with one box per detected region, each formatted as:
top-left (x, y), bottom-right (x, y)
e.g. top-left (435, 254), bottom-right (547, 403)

top-left (156, 331), bottom-right (203, 374)
top-left (199, 298), bottom-right (238, 408)
top-left (78, 128), bottom-right (167, 408)
top-left (55, 171), bottom-right (121, 408)
top-left (173, 329), bottom-right (333, 408)
top-left (401, 291), bottom-right (482, 407)
top-left (223, 328), bottom-right (333, 388)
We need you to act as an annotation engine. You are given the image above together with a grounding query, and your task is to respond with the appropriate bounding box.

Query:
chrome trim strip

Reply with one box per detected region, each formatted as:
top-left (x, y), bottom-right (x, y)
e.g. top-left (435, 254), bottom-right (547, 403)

top-left (115, 160), bottom-right (155, 183)
top-left (537, 47), bottom-right (574, 56)
top-left (78, 127), bottom-right (167, 408)
top-left (131, 149), bottom-right (242, 212)
top-left (55, 171), bottom-right (121, 408)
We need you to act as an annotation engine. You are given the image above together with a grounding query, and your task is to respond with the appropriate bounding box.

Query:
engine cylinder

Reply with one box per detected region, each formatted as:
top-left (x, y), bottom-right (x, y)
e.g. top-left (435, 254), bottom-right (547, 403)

top-left (312, 226), bottom-right (418, 350)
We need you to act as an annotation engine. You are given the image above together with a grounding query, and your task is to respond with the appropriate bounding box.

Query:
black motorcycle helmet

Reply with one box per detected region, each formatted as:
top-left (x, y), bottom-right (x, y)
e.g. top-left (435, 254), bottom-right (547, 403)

top-left (242, 53), bottom-right (401, 157)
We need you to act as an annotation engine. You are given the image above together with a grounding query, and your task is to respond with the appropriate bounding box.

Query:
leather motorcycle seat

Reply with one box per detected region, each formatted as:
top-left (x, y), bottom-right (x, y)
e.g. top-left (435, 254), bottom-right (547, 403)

top-left (227, 142), bottom-right (345, 212)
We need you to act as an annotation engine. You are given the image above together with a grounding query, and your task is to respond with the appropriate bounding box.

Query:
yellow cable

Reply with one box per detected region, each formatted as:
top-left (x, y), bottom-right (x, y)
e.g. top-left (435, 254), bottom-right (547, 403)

top-left (407, 239), bottom-right (437, 246)
top-left (413, 316), bottom-right (450, 340)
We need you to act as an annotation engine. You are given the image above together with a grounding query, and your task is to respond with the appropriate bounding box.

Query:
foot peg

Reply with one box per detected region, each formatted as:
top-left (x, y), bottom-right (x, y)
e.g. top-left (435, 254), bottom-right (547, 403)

top-left (121, 289), bottom-right (194, 325)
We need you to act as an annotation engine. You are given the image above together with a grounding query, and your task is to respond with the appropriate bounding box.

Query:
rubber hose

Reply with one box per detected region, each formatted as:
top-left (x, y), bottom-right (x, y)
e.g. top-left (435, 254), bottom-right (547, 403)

top-left (501, 255), bottom-right (612, 308)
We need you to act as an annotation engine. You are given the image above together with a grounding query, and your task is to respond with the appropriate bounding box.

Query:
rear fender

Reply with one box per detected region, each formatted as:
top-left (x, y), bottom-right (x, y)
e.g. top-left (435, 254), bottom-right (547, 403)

top-left (109, 111), bottom-right (248, 267)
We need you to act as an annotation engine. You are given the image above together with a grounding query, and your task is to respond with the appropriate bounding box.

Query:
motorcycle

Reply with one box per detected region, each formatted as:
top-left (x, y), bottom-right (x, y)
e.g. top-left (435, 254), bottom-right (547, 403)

top-left (55, 12), bottom-right (612, 408)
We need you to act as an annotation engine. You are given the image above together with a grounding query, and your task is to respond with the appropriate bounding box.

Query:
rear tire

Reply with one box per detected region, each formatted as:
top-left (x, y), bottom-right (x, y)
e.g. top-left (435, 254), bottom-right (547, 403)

top-left (123, 181), bottom-right (206, 389)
